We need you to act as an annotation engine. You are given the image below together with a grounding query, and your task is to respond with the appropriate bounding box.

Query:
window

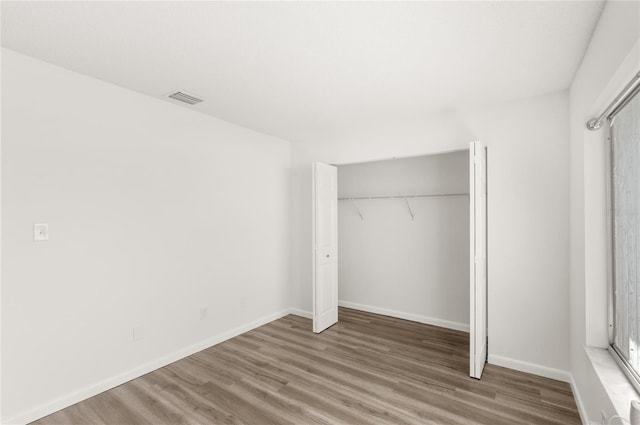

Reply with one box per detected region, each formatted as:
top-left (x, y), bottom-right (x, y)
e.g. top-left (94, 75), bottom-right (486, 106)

top-left (610, 85), bottom-right (640, 391)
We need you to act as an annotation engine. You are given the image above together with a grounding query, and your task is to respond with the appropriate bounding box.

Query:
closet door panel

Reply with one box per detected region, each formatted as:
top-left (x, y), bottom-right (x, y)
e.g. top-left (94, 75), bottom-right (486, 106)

top-left (313, 162), bottom-right (338, 333)
top-left (470, 141), bottom-right (487, 379)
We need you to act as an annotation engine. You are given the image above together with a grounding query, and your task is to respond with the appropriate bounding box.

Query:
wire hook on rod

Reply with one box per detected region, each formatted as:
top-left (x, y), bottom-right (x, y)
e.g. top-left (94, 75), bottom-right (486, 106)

top-left (404, 197), bottom-right (415, 221)
top-left (351, 199), bottom-right (363, 220)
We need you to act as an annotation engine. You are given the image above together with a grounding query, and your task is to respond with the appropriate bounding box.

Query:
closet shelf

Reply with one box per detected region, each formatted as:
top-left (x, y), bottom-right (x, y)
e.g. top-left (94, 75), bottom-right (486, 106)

top-left (337, 193), bottom-right (468, 201)
top-left (338, 193), bottom-right (468, 221)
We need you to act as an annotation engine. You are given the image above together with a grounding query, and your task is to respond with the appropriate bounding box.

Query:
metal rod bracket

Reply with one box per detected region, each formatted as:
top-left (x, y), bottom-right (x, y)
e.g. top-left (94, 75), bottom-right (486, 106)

top-left (586, 70), bottom-right (640, 131)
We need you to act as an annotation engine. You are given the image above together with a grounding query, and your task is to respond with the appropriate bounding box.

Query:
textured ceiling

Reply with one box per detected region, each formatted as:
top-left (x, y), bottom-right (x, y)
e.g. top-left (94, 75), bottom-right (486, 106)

top-left (1, 1), bottom-right (604, 144)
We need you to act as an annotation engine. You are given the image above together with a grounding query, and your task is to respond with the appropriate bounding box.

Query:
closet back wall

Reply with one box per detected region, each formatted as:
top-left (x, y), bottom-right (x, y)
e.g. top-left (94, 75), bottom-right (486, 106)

top-left (337, 152), bottom-right (470, 331)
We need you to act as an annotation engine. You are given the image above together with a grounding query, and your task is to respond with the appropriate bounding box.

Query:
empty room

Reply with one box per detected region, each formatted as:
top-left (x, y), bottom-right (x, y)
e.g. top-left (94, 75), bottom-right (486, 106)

top-left (1, 1), bottom-right (639, 424)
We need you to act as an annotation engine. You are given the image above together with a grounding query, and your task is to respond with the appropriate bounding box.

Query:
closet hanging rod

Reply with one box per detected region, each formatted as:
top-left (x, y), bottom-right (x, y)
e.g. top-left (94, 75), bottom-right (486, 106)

top-left (338, 193), bottom-right (468, 201)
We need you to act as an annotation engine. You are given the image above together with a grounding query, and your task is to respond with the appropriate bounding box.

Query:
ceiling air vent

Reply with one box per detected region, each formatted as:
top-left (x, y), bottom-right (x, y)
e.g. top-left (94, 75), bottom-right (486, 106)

top-left (168, 91), bottom-right (203, 105)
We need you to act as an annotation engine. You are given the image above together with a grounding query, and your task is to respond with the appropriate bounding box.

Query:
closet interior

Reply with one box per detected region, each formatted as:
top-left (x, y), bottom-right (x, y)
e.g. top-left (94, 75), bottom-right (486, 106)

top-left (337, 150), bottom-right (470, 331)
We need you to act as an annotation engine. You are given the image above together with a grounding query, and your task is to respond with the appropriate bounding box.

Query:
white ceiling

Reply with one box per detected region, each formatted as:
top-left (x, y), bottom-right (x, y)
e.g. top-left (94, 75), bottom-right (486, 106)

top-left (2, 1), bottom-right (604, 144)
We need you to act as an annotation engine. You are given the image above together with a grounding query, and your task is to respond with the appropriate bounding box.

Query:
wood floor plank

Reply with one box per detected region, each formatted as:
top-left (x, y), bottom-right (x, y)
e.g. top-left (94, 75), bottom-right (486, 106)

top-left (31, 308), bottom-right (581, 425)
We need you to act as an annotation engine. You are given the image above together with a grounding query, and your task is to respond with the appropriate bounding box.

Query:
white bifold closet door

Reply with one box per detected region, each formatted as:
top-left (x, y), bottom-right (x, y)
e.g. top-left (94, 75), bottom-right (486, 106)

top-left (312, 162), bottom-right (338, 333)
top-left (470, 141), bottom-right (488, 379)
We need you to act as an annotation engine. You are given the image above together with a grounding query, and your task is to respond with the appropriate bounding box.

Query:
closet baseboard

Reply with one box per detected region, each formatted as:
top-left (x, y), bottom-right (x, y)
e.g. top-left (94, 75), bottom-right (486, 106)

top-left (338, 300), bottom-right (470, 332)
top-left (288, 308), bottom-right (312, 319)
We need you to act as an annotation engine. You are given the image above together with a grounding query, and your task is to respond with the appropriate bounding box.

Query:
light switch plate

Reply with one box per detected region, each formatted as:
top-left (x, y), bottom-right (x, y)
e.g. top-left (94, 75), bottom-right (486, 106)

top-left (33, 223), bottom-right (49, 241)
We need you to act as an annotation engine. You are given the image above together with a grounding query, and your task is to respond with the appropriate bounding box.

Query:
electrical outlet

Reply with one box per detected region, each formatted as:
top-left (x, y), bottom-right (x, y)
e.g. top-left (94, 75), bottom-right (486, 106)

top-left (33, 223), bottom-right (49, 241)
top-left (601, 410), bottom-right (607, 425)
top-left (200, 308), bottom-right (208, 320)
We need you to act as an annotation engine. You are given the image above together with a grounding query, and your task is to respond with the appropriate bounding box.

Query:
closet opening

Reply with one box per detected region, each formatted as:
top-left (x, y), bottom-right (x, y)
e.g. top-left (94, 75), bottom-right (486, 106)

top-left (336, 150), bottom-right (470, 334)
top-left (312, 144), bottom-right (488, 379)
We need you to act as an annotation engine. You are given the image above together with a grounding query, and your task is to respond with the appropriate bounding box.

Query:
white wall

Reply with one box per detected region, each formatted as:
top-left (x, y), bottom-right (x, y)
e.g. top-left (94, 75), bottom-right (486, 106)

top-left (1, 48), bottom-right (292, 423)
top-left (291, 90), bottom-right (571, 379)
top-left (337, 152), bottom-right (470, 330)
top-left (569, 1), bottom-right (640, 422)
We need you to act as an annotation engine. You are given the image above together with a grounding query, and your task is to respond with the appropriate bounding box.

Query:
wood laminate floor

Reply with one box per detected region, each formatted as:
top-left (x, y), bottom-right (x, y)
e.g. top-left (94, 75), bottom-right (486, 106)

top-left (32, 308), bottom-right (581, 425)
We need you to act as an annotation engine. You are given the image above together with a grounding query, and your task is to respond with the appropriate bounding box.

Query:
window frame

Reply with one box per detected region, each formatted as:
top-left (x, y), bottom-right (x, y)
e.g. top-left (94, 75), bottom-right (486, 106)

top-left (607, 84), bottom-right (640, 395)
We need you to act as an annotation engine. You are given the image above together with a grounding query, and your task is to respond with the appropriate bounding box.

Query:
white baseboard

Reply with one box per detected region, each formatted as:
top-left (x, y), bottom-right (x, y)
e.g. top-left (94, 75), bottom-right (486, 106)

top-left (488, 354), bottom-right (572, 383)
top-left (4, 308), bottom-right (293, 425)
top-left (288, 308), bottom-right (312, 319)
top-left (338, 300), bottom-right (470, 332)
top-left (570, 375), bottom-right (591, 425)
top-left (5, 306), bottom-right (576, 425)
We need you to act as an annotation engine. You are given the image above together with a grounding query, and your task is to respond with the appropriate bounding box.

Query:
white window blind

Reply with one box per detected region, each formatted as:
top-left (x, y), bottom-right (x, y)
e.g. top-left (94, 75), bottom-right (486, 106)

top-left (611, 86), bottom-right (640, 387)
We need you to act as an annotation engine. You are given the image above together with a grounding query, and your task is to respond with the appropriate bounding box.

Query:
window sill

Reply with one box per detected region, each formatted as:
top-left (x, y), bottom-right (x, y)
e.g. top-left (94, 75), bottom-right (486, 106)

top-left (586, 347), bottom-right (639, 420)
